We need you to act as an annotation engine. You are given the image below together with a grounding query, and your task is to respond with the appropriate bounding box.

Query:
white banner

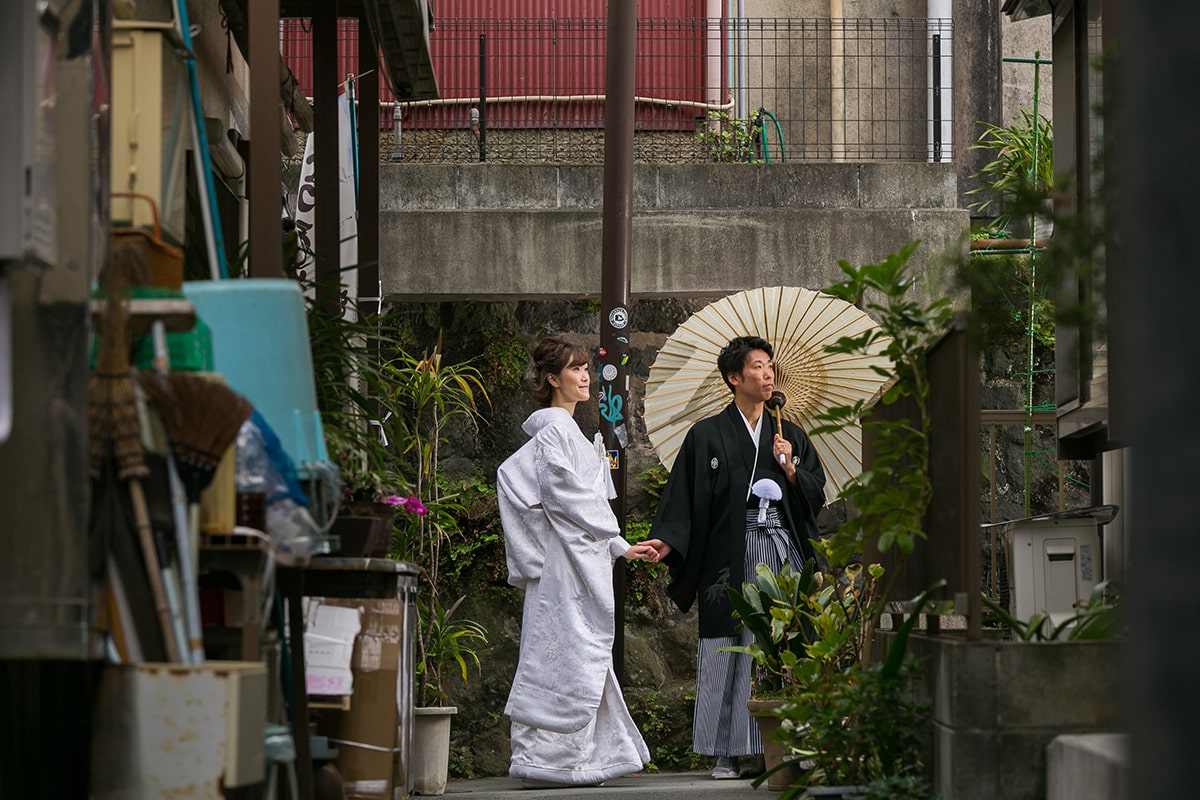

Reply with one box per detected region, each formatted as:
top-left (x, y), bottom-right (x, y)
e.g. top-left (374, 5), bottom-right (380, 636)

top-left (295, 92), bottom-right (359, 306)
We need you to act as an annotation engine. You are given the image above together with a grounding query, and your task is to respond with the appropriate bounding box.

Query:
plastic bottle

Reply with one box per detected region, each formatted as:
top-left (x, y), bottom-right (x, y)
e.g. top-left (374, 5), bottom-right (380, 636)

top-left (234, 419), bottom-right (268, 531)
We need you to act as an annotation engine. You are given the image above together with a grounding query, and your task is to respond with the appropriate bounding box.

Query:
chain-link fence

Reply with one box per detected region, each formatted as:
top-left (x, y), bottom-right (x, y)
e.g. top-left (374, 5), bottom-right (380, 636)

top-left (283, 16), bottom-right (954, 164)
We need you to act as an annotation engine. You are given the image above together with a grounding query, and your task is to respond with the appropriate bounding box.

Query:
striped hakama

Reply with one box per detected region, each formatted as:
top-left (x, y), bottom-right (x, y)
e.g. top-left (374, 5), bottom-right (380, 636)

top-left (692, 507), bottom-right (805, 757)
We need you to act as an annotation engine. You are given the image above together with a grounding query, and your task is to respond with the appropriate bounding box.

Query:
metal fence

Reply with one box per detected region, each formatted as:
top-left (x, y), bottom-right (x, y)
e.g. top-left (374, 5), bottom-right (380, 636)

top-left (282, 16), bottom-right (954, 164)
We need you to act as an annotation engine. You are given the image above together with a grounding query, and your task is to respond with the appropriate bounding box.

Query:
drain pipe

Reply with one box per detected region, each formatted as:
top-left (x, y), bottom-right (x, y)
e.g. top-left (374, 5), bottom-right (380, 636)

top-left (927, 0), bottom-right (953, 162)
top-left (391, 103), bottom-right (403, 161)
top-left (831, 0), bottom-right (845, 160)
top-left (706, 0), bottom-right (723, 129)
top-left (736, 0), bottom-right (748, 119)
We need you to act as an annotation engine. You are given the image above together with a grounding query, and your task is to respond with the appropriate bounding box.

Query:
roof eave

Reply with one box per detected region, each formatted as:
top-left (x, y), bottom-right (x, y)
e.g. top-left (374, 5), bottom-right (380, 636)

top-left (365, 0), bottom-right (439, 101)
top-left (1002, 0), bottom-right (1057, 22)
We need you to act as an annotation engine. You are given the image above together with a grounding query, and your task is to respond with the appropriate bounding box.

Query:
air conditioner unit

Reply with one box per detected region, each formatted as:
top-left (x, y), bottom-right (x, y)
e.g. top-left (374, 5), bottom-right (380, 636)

top-left (1, 1), bottom-right (57, 265)
top-left (110, 21), bottom-right (189, 243)
top-left (997, 506), bottom-right (1117, 631)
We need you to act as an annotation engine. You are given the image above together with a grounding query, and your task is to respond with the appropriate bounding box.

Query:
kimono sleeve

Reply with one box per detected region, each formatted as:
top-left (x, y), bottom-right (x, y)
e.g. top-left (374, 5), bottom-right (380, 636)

top-left (649, 427), bottom-right (698, 563)
top-left (533, 424), bottom-right (627, 551)
top-left (786, 424), bottom-right (827, 518)
top-left (496, 443), bottom-right (545, 588)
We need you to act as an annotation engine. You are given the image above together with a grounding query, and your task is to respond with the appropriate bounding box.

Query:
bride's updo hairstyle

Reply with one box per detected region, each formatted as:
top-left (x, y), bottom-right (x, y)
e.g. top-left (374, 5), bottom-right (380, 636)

top-left (527, 336), bottom-right (589, 406)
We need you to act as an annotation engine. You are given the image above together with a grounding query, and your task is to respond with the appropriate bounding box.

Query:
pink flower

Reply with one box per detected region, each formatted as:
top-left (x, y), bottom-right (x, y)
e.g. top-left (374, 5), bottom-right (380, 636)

top-left (381, 495), bottom-right (404, 507)
top-left (401, 495), bottom-right (427, 516)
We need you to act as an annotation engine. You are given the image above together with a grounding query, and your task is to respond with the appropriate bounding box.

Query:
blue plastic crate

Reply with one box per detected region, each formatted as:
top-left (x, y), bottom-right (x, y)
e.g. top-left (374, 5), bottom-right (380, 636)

top-left (182, 279), bottom-right (330, 479)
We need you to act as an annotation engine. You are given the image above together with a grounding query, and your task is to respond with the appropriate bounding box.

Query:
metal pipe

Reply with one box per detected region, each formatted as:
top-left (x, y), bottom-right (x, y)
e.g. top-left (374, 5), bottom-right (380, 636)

top-left (927, 0), bottom-right (953, 163)
top-left (600, 0), bottom-right (636, 683)
top-left (358, 17), bottom-right (380, 309)
top-left (391, 104), bottom-right (403, 161)
top-left (248, 0), bottom-right (283, 278)
top-left (173, 0), bottom-right (228, 279)
top-left (1023, 52), bottom-right (1044, 516)
top-left (348, 94), bottom-right (738, 114)
top-left (726, 1), bottom-right (735, 114)
top-left (736, 0), bottom-right (747, 118)
top-left (706, 0), bottom-right (723, 117)
top-left (831, 1), bottom-right (845, 160)
top-left (313, 1), bottom-right (339, 317)
top-left (478, 34), bottom-right (487, 162)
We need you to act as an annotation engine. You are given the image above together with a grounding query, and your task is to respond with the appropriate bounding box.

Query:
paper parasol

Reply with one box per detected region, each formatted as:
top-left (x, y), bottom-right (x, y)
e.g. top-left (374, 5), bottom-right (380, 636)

top-left (643, 285), bottom-right (892, 505)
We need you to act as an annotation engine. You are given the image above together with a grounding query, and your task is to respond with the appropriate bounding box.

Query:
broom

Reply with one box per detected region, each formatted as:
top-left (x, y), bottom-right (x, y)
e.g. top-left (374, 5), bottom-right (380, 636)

top-left (140, 369), bottom-right (253, 660)
top-left (90, 242), bottom-right (181, 662)
top-left (139, 371), bottom-right (253, 507)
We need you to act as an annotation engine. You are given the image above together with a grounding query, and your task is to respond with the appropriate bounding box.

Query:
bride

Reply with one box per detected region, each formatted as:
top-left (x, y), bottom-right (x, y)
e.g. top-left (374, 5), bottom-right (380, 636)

top-left (496, 336), bottom-right (656, 788)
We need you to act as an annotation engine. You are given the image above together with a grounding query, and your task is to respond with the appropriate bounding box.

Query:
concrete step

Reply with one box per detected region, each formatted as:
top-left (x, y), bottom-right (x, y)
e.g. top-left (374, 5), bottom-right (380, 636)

top-left (445, 771), bottom-right (777, 798)
top-left (1047, 733), bottom-right (1129, 800)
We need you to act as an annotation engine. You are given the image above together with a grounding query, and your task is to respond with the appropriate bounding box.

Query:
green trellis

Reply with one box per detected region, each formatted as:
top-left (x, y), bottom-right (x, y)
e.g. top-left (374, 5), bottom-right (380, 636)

top-left (970, 52), bottom-right (1089, 516)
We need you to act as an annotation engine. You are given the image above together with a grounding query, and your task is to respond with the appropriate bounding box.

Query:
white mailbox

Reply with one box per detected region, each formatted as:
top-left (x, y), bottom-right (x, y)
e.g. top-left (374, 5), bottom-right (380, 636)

top-left (990, 506), bottom-right (1117, 631)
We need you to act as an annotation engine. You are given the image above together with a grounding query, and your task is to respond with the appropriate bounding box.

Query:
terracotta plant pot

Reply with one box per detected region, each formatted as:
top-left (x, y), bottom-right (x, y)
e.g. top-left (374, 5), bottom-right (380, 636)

top-left (334, 502), bottom-right (397, 557)
top-left (328, 514), bottom-right (379, 557)
top-left (747, 698), bottom-right (803, 792)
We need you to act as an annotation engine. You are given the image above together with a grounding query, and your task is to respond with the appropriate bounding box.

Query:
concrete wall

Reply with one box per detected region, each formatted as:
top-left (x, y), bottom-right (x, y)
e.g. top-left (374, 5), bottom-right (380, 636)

top-left (900, 634), bottom-right (1124, 800)
top-left (748, 1), bottom-right (925, 16)
top-left (1002, 9), bottom-right (1054, 126)
top-left (379, 163), bottom-right (967, 300)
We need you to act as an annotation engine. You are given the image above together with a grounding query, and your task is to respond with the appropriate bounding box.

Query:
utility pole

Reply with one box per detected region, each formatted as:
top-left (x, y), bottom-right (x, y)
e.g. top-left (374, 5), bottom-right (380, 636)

top-left (599, 0), bottom-right (636, 681)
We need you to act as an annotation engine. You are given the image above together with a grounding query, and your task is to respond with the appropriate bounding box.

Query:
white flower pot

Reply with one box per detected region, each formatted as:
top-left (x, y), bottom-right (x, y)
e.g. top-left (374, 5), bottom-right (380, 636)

top-left (410, 706), bottom-right (457, 796)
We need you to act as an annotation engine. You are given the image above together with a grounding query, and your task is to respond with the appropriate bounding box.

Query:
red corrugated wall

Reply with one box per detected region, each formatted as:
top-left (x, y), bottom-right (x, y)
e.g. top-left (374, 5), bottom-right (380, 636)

top-left (281, 0), bottom-right (715, 131)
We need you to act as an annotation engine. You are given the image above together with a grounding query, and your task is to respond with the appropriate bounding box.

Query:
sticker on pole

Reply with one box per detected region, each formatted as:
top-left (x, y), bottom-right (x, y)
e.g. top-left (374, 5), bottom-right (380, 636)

top-left (608, 307), bottom-right (629, 329)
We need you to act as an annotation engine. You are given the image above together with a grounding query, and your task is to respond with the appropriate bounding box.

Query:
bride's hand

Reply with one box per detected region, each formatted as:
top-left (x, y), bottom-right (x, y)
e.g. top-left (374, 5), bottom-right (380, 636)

top-left (623, 543), bottom-right (657, 561)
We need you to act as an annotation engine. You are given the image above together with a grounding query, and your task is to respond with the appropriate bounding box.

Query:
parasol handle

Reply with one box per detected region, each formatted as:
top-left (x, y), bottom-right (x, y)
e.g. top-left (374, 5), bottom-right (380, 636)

top-left (772, 406), bottom-right (786, 463)
top-left (767, 391), bottom-right (787, 464)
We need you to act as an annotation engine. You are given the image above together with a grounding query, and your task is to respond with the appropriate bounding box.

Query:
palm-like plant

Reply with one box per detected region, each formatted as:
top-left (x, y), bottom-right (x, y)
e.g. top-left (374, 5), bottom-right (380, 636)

top-left (302, 275), bottom-right (412, 518)
top-left (722, 560), bottom-right (819, 698)
top-left (981, 579), bottom-right (1124, 642)
top-left (416, 594), bottom-right (489, 707)
top-left (384, 335), bottom-right (489, 578)
top-left (965, 105), bottom-right (1054, 235)
top-left (384, 335), bottom-right (491, 707)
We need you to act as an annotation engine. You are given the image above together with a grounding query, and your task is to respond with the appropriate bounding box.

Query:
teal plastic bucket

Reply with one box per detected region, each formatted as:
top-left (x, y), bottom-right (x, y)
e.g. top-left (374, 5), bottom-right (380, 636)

top-left (183, 279), bottom-right (330, 478)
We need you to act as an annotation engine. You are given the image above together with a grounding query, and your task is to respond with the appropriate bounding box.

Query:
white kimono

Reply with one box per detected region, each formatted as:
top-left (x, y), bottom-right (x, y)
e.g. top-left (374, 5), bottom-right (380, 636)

top-left (497, 407), bottom-right (651, 785)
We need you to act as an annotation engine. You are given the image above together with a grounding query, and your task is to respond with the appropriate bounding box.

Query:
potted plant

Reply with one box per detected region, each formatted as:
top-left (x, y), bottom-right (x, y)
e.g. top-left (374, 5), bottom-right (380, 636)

top-left (695, 109), bottom-right (766, 163)
top-left (741, 243), bottom-right (952, 798)
top-left (721, 560), bottom-right (818, 789)
top-left (302, 279), bottom-right (493, 791)
top-left (382, 336), bottom-right (491, 795)
top-left (299, 271), bottom-right (414, 555)
top-left (767, 565), bottom-right (944, 800)
top-left (408, 593), bottom-right (487, 795)
top-left (725, 560), bottom-right (819, 698)
top-left (725, 553), bottom-right (941, 796)
top-left (964, 99), bottom-right (1055, 239)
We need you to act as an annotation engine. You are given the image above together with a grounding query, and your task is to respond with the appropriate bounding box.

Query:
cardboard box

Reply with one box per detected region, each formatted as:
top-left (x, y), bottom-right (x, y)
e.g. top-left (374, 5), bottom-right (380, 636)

top-left (303, 599), bottom-right (362, 696)
top-left (324, 598), bottom-right (404, 800)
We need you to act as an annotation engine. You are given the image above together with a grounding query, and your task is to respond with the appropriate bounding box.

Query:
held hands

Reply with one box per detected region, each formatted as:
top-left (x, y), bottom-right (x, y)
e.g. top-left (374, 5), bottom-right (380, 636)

top-left (624, 542), bottom-right (660, 561)
top-left (629, 538), bottom-right (672, 564)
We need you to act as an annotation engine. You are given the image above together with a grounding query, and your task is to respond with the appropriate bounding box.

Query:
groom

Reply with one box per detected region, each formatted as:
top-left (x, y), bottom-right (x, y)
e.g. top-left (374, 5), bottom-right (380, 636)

top-left (641, 335), bottom-right (826, 779)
